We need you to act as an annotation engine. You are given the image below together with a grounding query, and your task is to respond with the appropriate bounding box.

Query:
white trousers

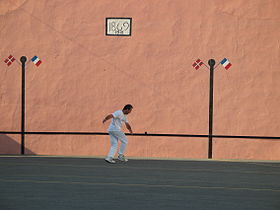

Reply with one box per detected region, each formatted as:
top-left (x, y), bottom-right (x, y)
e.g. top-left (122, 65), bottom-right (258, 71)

top-left (107, 131), bottom-right (128, 158)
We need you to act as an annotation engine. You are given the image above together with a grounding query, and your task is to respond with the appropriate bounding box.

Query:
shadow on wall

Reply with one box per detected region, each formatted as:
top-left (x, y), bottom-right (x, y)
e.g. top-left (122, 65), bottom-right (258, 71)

top-left (0, 134), bottom-right (35, 155)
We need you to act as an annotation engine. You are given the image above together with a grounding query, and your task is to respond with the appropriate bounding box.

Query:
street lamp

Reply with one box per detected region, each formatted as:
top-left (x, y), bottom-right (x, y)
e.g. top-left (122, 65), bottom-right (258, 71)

top-left (192, 58), bottom-right (232, 159)
top-left (3, 54), bottom-right (42, 154)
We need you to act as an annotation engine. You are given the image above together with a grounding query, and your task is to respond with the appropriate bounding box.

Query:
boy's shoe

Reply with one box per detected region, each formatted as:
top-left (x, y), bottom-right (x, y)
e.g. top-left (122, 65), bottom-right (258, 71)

top-left (105, 157), bottom-right (116, 164)
top-left (118, 154), bottom-right (128, 162)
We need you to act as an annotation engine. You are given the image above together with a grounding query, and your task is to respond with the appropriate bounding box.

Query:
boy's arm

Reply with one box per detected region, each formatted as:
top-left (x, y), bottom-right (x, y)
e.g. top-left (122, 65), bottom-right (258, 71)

top-left (102, 114), bottom-right (113, 123)
top-left (125, 122), bottom-right (133, 134)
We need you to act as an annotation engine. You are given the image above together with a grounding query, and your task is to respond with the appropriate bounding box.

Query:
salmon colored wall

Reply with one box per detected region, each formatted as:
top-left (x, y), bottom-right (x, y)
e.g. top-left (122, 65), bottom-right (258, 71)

top-left (0, 134), bottom-right (21, 154)
top-left (25, 135), bottom-right (208, 159)
top-left (213, 138), bottom-right (280, 160)
top-left (0, 0), bottom-right (279, 160)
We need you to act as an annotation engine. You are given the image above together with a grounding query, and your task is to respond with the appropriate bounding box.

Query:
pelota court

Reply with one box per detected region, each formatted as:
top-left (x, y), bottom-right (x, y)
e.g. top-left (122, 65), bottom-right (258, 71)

top-left (0, 156), bottom-right (279, 210)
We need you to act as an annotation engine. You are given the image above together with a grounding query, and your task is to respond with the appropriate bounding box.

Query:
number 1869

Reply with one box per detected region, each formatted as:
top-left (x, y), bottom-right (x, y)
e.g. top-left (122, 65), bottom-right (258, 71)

top-left (106, 18), bottom-right (132, 36)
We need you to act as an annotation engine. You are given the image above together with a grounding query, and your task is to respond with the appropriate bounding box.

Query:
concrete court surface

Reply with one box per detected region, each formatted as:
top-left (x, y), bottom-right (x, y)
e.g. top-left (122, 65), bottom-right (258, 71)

top-left (0, 156), bottom-right (279, 210)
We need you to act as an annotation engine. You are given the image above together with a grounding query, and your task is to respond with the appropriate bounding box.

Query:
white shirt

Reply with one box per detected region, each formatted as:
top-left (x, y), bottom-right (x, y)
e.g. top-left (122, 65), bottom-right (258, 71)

top-left (108, 110), bottom-right (128, 131)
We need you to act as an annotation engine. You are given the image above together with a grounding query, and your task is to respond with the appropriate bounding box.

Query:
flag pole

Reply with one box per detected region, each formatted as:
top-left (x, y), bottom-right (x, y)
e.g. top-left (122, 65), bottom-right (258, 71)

top-left (20, 56), bottom-right (27, 155)
top-left (15, 59), bottom-right (21, 65)
top-left (214, 62), bottom-right (221, 69)
top-left (203, 63), bottom-right (210, 70)
top-left (26, 59), bottom-right (31, 65)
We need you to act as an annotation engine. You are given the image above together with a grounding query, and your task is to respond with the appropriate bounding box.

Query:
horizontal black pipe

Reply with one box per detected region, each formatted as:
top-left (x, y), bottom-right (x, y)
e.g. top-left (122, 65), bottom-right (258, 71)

top-left (0, 131), bottom-right (280, 140)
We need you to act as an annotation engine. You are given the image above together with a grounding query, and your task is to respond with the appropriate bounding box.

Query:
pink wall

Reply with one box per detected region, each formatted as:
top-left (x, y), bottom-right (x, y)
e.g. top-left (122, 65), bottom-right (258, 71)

top-left (0, 0), bottom-right (279, 160)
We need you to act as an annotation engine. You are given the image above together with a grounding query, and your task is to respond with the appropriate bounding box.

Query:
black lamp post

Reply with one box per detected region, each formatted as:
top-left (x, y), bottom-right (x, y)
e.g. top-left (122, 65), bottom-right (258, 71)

top-left (208, 59), bottom-right (216, 159)
top-left (20, 56), bottom-right (27, 155)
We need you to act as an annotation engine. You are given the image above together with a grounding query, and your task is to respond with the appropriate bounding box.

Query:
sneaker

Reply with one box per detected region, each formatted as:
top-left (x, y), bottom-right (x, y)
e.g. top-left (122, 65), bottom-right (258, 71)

top-left (118, 154), bottom-right (128, 162)
top-left (105, 157), bottom-right (116, 164)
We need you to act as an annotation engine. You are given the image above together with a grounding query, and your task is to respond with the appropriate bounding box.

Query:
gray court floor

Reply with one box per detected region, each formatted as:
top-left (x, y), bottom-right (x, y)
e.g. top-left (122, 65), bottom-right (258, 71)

top-left (0, 156), bottom-right (280, 210)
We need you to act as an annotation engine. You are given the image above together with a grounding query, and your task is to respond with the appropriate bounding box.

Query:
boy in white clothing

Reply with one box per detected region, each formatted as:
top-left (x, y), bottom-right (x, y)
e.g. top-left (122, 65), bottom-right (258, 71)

top-left (102, 104), bottom-right (133, 163)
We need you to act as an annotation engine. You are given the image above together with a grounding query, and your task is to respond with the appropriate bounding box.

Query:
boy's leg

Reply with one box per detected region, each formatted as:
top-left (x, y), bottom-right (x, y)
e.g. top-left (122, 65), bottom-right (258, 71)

top-left (107, 131), bottom-right (118, 158)
top-left (115, 131), bottom-right (128, 155)
top-left (113, 131), bottom-right (128, 162)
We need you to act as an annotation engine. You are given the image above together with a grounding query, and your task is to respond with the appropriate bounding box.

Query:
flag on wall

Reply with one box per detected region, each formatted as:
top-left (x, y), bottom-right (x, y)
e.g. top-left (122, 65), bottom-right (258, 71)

top-left (220, 58), bottom-right (232, 70)
top-left (192, 59), bottom-right (204, 70)
top-left (4, 55), bottom-right (16, 66)
top-left (31, 56), bottom-right (42, 67)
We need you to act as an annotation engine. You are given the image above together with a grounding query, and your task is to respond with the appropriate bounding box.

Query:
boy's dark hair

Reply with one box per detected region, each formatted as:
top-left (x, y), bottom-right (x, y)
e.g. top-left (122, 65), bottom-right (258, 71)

top-left (123, 104), bottom-right (133, 110)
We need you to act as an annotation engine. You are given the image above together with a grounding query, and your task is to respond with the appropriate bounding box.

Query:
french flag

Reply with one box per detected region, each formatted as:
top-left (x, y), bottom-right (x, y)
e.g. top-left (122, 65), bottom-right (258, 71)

top-left (31, 56), bottom-right (42, 67)
top-left (220, 58), bottom-right (232, 70)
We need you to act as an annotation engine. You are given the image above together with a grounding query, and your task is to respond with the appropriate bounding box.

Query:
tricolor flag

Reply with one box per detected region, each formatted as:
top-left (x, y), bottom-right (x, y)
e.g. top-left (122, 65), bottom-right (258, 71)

top-left (4, 55), bottom-right (15, 66)
top-left (31, 56), bottom-right (42, 67)
top-left (192, 59), bottom-right (204, 70)
top-left (220, 58), bottom-right (232, 70)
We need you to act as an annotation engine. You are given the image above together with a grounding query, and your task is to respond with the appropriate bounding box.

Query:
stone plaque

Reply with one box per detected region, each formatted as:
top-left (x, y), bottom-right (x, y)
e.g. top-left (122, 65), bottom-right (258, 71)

top-left (106, 18), bottom-right (132, 36)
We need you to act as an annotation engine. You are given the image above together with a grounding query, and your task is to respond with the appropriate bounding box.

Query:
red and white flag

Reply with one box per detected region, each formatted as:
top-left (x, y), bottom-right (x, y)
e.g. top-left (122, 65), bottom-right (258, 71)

top-left (4, 55), bottom-right (15, 66)
top-left (192, 59), bottom-right (204, 70)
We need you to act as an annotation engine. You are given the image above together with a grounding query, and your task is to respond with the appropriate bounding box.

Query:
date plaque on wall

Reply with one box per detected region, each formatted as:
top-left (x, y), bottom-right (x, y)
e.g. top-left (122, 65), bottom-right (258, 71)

top-left (106, 18), bottom-right (132, 36)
